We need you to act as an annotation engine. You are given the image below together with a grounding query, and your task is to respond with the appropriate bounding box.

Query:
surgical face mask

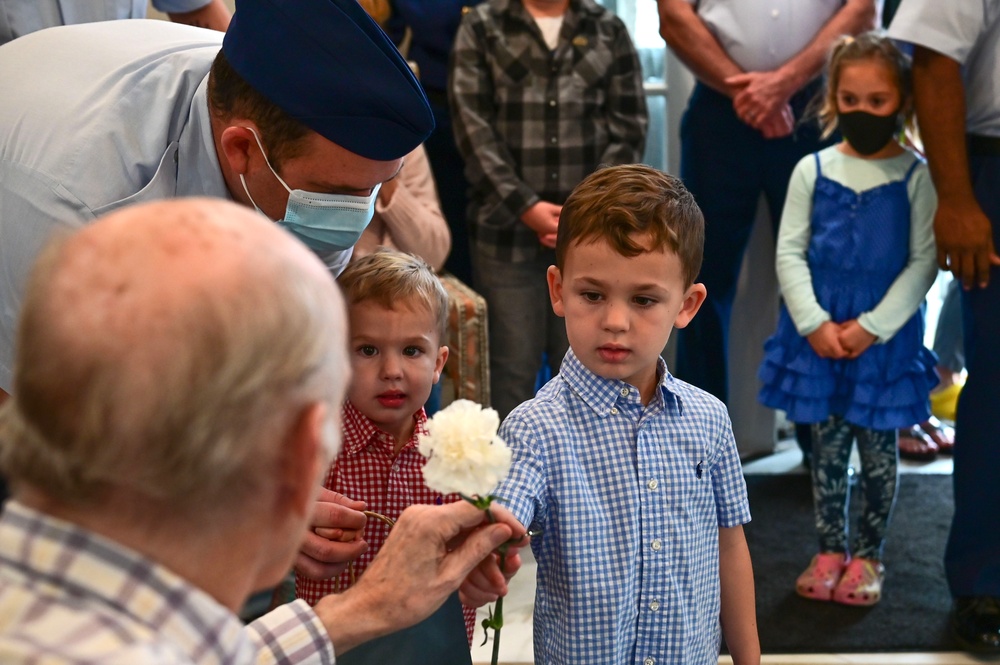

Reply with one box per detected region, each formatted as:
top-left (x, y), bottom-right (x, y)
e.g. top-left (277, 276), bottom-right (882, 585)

top-left (837, 110), bottom-right (901, 156)
top-left (238, 127), bottom-right (379, 254)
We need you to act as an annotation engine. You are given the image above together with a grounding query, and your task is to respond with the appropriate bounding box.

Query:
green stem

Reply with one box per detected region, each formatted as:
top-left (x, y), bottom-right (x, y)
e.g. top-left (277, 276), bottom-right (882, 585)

top-left (485, 506), bottom-right (506, 665)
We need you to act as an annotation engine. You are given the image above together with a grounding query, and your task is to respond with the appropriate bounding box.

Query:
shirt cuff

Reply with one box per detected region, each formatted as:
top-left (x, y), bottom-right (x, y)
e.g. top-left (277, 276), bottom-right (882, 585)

top-left (246, 599), bottom-right (336, 665)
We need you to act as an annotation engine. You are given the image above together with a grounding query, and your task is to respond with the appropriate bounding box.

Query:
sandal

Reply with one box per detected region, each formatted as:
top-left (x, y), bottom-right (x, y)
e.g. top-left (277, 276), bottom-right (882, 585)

top-left (833, 557), bottom-right (885, 606)
top-left (918, 416), bottom-right (955, 455)
top-left (898, 426), bottom-right (939, 462)
top-left (796, 552), bottom-right (848, 602)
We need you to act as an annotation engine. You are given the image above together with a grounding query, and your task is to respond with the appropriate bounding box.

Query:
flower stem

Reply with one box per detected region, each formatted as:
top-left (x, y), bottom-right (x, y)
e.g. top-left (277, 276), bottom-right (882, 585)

top-left (484, 506), bottom-right (506, 665)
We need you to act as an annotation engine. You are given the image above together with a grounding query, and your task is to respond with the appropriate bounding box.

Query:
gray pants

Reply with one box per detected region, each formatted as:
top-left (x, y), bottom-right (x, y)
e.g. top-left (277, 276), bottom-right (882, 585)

top-left (473, 249), bottom-right (569, 419)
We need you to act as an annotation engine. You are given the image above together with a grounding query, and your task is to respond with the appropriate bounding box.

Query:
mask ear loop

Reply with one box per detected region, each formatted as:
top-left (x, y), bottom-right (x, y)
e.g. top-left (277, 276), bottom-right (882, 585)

top-left (243, 126), bottom-right (294, 194)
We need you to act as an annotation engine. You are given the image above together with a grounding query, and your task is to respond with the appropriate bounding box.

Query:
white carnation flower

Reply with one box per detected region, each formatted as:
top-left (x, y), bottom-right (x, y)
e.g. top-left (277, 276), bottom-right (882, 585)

top-left (418, 399), bottom-right (512, 498)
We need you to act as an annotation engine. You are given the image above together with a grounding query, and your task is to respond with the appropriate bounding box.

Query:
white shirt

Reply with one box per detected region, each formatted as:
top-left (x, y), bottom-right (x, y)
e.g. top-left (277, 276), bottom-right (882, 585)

top-left (887, 0), bottom-right (1000, 137)
top-left (684, 0), bottom-right (844, 72)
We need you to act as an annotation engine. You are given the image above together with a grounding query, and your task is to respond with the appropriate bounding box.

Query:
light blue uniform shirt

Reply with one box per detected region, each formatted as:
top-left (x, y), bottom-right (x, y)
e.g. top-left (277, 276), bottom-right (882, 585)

top-left (0, 20), bottom-right (353, 392)
top-left (0, 0), bottom-right (211, 45)
top-left (888, 0), bottom-right (1000, 137)
top-left (683, 0), bottom-right (844, 72)
top-left (496, 349), bottom-right (751, 665)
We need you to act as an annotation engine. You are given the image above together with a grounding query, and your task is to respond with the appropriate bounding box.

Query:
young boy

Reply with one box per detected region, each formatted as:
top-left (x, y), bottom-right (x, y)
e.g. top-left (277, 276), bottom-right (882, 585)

top-left (449, 0), bottom-right (648, 420)
top-left (295, 249), bottom-right (478, 642)
top-left (492, 164), bottom-right (760, 664)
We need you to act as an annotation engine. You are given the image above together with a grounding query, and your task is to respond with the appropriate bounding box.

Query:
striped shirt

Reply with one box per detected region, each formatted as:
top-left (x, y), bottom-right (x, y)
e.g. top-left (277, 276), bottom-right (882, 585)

top-left (495, 349), bottom-right (751, 665)
top-left (295, 402), bottom-right (476, 641)
top-left (450, 0), bottom-right (648, 263)
top-left (0, 501), bottom-right (334, 664)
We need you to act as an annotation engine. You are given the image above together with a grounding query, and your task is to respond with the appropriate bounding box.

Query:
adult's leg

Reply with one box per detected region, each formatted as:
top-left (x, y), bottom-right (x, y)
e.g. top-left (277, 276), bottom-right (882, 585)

top-left (811, 416), bottom-right (855, 554)
top-left (674, 83), bottom-right (765, 402)
top-left (473, 250), bottom-right (552, 419)
top-left (853, 426), bottom-right (899, 560)
top-left (946, 154), bottom-right (1000, 598)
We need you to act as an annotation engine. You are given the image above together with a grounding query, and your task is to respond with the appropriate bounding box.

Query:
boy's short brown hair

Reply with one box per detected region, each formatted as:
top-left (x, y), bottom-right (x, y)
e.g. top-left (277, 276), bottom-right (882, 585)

top-left (555, 164), bottom-right (704, 286)
top-left (337, 249), bottom-right (449, 341)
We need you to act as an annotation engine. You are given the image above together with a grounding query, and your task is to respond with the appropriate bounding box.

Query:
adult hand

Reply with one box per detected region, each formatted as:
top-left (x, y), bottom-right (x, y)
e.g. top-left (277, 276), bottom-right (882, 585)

top-left (726, 71), bottom-right (795, 129)
top-left (934, 197), bottom-right (1000, 289)
top-left (806, 321), bottom-right (848, 359)
top-left (315, 500), bottom-right (525, 656)
top-left (520, 202), bottom-right (561, 248)
top-left (459, 528), bottom-right (529, 607)
top-left (837, 320), bottom-right (877, 359)
top-left (755, 104), bottom-right (795, 139)
top-left (294, 489), bottom-right (369, 580)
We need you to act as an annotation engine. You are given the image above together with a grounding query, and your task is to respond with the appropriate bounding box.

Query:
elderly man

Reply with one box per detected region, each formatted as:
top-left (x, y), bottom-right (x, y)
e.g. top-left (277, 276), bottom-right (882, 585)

top-left (0, 198), bottom-right (523, 663)
top-left (0, 0), bottom-right (435, 398)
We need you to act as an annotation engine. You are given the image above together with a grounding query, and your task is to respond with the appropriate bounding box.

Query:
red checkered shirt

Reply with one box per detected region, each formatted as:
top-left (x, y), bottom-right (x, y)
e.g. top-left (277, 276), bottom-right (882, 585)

top-left (295, 400), bottom-right (477, 642)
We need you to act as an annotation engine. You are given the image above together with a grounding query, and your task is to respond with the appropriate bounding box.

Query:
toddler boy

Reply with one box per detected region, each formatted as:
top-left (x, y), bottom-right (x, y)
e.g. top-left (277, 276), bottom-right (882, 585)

top-left (493, 164), bottom-right (760, 664)
top-left (295, 248), bottom-right (477, 642)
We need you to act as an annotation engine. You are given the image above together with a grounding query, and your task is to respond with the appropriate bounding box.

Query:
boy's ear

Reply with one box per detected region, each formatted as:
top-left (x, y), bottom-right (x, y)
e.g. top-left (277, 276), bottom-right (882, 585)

top-left (432, 345), bottom-right (449, 384)
top-left (673, 282), bottom-right (708, 329)
top-left (274, 402), bottom-right (327, 520)
top-left (547, 265), bottom-right (565, 317)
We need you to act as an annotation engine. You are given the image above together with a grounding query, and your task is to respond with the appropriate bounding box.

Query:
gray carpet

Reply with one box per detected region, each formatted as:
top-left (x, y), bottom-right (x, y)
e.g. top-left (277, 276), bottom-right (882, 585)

top-left (742, 473), bottom-right (957, 653)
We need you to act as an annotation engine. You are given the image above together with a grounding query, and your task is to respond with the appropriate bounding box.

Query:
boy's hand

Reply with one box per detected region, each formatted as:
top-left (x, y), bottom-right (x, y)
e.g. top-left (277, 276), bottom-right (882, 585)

top-left (806, 321), bottom-right (849, 359)
top-left (837, 319), bottom-right (877, 359)
top-left (520, 201), bottom-right (561, 248)
top-left (295, 489), bottom-right (369, 580)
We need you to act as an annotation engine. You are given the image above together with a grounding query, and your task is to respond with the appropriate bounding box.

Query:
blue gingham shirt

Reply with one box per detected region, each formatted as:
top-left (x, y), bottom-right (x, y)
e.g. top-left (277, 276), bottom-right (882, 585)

top-left (496, 350), bottom-right (751, 665)
top-left (0, 502), bottom-right (335, 664)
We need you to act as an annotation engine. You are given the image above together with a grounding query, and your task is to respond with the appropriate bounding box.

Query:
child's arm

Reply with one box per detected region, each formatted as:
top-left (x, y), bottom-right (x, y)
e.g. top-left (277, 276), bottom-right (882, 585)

top-left (854, 162), bottom-right (939, 344)
top-left (719, 524), bottom-right (760, 665)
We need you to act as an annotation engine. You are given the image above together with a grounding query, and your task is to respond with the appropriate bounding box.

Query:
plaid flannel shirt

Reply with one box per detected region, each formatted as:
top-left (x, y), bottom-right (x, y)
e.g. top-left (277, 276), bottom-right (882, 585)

top-left (450, 0), bottom-right (648, 262)
top-left (295, 401), bottom-right (477, 641)
top-left (0, 501), bottom-right (334, 664)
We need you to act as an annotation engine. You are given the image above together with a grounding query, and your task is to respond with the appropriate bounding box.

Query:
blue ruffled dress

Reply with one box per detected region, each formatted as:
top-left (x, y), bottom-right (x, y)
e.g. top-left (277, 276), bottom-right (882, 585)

top-left (759, 153), bottom-right (938, 431)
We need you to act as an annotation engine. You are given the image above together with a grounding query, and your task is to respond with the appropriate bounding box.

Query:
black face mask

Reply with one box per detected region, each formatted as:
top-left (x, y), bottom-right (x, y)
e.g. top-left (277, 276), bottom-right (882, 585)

top-left (837, 110), bottom-right (901, 155)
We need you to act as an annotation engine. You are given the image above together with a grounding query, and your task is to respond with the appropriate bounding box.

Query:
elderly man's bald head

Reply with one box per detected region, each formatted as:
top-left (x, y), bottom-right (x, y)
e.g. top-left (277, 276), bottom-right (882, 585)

top-left (0, 198), bottom-right (348, 522)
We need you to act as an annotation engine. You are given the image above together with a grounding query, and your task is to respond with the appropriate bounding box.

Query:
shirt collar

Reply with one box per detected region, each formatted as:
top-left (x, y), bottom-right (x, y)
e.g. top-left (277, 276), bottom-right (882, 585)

top-left (340, 400), bottom-right (428, 457)
top-left (176, 74), bottom-right (230, 200)
top-left (557, 348), bottom-right (684, 416)
top-left (0, 501), bottom-right (257, 665)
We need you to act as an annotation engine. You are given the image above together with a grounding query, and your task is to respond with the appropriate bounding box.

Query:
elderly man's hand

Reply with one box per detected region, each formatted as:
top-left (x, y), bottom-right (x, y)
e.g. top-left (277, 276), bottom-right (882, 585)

top-left (726, 70), bottom-right (796, 129)
top-left (315, 500), bottom-right (525, 655)
top-left (294, 489), bottom-right (369, 581)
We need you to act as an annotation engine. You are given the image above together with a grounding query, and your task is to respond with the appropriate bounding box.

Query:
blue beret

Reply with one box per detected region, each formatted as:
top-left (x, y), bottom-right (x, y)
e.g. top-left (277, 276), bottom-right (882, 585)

top-left (222, 0), bottom-right (434, 161)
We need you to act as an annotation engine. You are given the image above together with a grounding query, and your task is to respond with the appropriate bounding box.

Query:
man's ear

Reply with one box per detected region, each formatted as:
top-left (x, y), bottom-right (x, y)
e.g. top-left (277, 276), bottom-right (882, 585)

top-left (547, 265), bottom-right (565, 317)
top-left (673, 282), bottom-right (708, 329)
top-left (275, 401), bottom-right (327, 520)
top-left (218, 123), bottom-right (259, 176)
top-left (432, 345), bottom-right (449, 384)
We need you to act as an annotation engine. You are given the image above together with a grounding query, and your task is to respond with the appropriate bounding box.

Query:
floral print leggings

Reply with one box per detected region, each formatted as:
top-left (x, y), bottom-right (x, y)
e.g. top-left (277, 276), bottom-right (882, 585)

top-left (810, 415), bottom-right (899, 560)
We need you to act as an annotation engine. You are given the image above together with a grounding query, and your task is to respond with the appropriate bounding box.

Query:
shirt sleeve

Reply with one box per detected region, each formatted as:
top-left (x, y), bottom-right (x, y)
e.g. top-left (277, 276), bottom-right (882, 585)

top-left (494, 413), bottom-right (547, 532)
top-left (887, 0), bottom-right (986, 64)
top-left (709, 405), bottom-right (751, 529)
top-left (373, 144), bottom-right (452, 272)
top-left (857, 162), bottom-right (938, 341)
top-left (448, 11), bottom-right (540, 225)
top-left (774, 155), bottom-right (831, 337)
top-left (247, 600), bottom-right (336, 665)
top-left (596, 21), bottom-right (648, 165)
top-left (151, 0), bottom-right (213, 13)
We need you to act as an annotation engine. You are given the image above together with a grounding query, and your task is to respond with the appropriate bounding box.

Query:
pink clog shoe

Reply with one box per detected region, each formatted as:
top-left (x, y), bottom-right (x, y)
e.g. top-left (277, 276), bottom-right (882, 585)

top-left (796, 552), bottom-right (848, 602)
top-left (833, 557), bottom-right (885, 606)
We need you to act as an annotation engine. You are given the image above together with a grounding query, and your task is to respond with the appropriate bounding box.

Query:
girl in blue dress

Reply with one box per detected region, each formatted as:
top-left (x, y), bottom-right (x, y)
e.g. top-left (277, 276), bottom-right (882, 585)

top-left (759, 33), bottom-right (938, 606)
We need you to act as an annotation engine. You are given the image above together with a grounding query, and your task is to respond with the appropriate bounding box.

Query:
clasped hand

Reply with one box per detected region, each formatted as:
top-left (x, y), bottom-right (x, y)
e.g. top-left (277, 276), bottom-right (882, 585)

top-left (806, 319), bottom-right (877, 360)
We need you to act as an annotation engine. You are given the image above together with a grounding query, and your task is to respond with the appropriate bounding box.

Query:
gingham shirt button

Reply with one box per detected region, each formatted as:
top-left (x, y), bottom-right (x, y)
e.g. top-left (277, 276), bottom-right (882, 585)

top-left (620, 387), bottom-right (629, 396)
top-left (609, 407), bottom-right (619, 415)
top-left (391, 463), bottom-right (400, 472)
top-left (650, 600), bottom-right (660, 611)
top-left (651, 539), bottom-right (662, 551)
top-left (644, 657), bottom-right (655, 665)
top-left (647, 479), bottom-right (658, 490)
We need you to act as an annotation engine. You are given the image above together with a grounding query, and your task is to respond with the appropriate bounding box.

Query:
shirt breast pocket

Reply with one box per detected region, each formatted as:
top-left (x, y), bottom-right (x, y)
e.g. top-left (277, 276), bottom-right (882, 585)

top-left (92, 142), bottom-right (179, 218)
